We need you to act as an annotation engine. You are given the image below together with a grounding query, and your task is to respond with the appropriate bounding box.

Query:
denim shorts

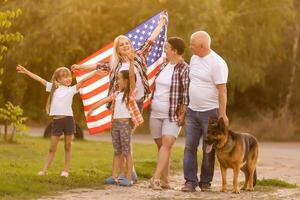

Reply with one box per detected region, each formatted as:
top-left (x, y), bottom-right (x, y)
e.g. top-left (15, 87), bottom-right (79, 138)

top-left (51, 116), bottom-right (75, 136)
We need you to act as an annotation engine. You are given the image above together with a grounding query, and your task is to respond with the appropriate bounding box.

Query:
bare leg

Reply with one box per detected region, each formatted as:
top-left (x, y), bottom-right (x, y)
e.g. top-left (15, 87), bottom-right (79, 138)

top-left (63, 134), bottom-right (72, 172)
top-left (125, 153), bottom-right (133, 181)
top-left (153, 136), bottom-right (176, 180)
top-left (112, 154), bottom-right (121, 178)
top-left (42, 135), bottom-right (60, 172)
top-left (154, 138), bottom-right (168, 181)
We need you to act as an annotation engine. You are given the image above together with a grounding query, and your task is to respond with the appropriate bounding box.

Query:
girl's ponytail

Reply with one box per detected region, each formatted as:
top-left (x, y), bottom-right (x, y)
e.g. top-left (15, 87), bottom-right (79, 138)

top-left (46, 73), bottom-right (58, 114)
top-left (45, 67), bottom-right (68, 114)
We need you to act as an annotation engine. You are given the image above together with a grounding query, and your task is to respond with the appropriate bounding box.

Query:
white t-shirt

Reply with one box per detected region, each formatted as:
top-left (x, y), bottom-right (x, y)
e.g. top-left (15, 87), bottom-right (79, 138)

top-left (189, 51), bottom-right (228, 112)
top-left (119, 62), bottom-right (144, 100)
top-left (113, 92), bottom-right (131, 119)
top-left (46, 82), bottom-right (78, 116)
top-left (151, 63), bottom-right (175, 118)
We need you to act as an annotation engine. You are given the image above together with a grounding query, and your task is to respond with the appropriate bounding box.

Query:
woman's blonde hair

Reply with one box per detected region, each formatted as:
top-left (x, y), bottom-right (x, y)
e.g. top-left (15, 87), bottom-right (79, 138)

top-left (46, 67), bottom-right (71, 114)
top-left (111, 35), bottom-right (133, 70)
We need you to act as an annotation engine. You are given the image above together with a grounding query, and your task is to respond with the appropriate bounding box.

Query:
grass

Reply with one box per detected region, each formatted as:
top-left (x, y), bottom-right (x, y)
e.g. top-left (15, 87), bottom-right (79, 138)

top-left (0, 135), bottom-right (187, 200)
top-left (256, 178), bottom-right (298, 188)
top-left (1, 135), bottom-right (298, 200)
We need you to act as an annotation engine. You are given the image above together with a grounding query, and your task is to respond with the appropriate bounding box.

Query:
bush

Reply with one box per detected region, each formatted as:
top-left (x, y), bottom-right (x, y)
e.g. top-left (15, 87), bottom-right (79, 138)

top-left (0, 101), bottom-right (27, 142)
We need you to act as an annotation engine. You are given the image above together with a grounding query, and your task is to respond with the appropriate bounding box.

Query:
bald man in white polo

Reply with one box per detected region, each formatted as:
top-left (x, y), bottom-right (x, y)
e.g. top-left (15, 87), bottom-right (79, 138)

top-left (182, 31), bottom-right (229, 192)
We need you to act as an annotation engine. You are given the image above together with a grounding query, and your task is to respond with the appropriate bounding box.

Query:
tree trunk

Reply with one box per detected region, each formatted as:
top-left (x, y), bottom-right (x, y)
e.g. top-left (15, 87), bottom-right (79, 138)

top-left (9, 126), bottom-right (15, 143)
top-left (282, 24), bottom-right (299, 118)
top-left (4, 120), bottom-right (8, 141)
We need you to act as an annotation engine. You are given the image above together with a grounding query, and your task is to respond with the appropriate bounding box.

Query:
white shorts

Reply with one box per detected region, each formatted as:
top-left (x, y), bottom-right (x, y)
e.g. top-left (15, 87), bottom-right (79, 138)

top-left (149, 118), bottom-right (181, 139)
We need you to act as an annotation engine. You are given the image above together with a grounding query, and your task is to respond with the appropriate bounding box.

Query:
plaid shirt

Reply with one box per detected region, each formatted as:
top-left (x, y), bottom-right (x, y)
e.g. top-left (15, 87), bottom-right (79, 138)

top-left (97, 40), bottom-right (154, 98)
top-left (152, 60), bottom-right (190, 122)
top-left (110, 89), bottom-right (144, 127)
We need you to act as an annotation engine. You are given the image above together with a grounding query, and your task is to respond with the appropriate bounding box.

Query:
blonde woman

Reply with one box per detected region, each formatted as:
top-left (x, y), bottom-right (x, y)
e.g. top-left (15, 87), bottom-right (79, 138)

top-left (72, 14), bottom-right (167, 183)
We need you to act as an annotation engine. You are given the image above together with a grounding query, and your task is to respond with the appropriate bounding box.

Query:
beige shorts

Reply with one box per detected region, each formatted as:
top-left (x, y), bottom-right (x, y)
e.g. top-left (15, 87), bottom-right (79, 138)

top-left (149, 118), bottom-right (181, 139)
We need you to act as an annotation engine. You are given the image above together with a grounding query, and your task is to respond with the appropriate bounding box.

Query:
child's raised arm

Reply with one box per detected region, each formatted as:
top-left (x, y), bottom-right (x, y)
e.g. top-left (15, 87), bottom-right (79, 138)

top-left (16, 65), bottom-right (47, 86)
top-left (86, 96), bottom-right (113, 117)
top-left (75, 68), bottom-right (107, 91)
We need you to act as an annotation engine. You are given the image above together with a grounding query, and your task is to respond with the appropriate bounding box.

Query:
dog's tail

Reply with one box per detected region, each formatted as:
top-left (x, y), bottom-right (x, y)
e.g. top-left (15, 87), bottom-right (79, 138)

top-left (253, 168), bottom-right (257, 186)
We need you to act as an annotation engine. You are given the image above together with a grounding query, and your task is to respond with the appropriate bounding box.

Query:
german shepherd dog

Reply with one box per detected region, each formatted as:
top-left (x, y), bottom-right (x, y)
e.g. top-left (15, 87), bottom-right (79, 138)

top-left (205, 117), bottom-right (259, 193)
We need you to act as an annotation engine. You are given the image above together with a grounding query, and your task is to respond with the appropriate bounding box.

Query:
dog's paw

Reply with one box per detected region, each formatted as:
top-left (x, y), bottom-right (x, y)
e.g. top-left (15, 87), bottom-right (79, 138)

top-left (232, 188), bottom-right (240, 194)
top-left (220, 188), bottom-right (227, 192)
top-left (246, 187), bottom-right (254, 192)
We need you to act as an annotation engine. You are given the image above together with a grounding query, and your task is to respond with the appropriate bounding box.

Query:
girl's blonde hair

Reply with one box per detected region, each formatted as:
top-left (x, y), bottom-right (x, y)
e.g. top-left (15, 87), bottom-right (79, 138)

top-left (46, 67), bottom-right (71, 114)
top-left (111, 35), bottom-right (133, 70)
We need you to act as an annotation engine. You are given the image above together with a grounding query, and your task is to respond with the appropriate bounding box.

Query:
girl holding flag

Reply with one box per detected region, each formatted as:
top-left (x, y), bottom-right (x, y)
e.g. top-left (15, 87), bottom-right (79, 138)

top-left (71, 13), bottom-right (168, 184)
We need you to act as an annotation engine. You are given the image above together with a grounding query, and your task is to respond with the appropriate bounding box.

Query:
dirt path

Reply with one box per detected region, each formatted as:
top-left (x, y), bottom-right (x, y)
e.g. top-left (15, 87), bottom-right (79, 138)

top-left (37, 130), bottom-right (300, 200)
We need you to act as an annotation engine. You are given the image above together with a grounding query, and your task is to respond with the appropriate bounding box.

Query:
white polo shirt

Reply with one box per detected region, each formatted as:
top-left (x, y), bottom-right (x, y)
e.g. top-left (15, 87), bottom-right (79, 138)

top-left (46, 82), bottom-right (78, 116)
top-left (188, 50), bottom-right (228, 112)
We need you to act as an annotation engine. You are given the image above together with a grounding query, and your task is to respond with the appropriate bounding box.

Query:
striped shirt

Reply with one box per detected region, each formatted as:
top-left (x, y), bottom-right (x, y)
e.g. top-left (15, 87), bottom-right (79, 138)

top-left (97, 40), bottom-right (154, 98)
top-left (152, 60), bottom-right (190, 122)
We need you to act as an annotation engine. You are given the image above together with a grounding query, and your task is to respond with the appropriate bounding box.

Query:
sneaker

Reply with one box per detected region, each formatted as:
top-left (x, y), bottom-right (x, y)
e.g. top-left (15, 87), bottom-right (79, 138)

top-left (149, 178), bottom-right (162, 190)
top-left (119, 178), bottom-right (133, 186)
top-left (181, 183), bottom-right (196, 192)
top-left (105, 176), bottom-right (117, 185)
top-left (199, 183), bottom-right (212, 192)
top-left (132, 171), bottom-right (138, 184)
top-left (60, 171), bottom-right (69, 177)
top-left (37, 171), bottom-right (47, 176)
top-left (161, 179), bottom-right (171, 189)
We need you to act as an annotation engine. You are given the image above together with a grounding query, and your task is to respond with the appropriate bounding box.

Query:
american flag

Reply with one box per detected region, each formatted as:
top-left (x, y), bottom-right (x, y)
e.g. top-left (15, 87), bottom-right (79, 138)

top-left (74, 11), bottom-right (168, 134)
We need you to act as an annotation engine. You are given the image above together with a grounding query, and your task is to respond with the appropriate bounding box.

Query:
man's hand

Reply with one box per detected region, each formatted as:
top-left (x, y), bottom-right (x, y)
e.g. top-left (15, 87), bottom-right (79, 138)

top-left (219, 113), bottom-right (229, 126)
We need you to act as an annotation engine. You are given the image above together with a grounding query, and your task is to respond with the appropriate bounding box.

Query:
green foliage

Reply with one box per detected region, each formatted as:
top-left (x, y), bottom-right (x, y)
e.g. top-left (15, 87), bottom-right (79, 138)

top-left (0, 101), bottom-right (28, 141)
top-left (0, 2), bottom-right (23, 85)
top-left (0, 0), bottom-right (298, 130)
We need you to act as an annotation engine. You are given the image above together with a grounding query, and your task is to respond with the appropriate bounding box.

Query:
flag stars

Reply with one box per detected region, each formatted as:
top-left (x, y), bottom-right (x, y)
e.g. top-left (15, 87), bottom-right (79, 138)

top-left (136, 29), bottom-right (140, 33)
top-left (140, 36), bottom-right (144, 40)
top-left (150, 25), bottom-right (154, 30)
top-left (142, 30), bottom-right (146, 34)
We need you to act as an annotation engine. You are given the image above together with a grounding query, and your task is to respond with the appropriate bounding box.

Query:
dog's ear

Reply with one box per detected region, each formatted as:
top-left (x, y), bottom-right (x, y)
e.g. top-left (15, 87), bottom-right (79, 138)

top-left (218, 117), bottom-right (226, 132)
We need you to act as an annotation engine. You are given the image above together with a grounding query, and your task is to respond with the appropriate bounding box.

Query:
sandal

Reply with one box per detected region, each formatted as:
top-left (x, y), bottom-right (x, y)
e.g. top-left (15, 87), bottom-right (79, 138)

top-left (161, 179), bottom-right (171, 189)
top-left (119, 178), bottom-right (133, 186)
top-left (105, 176), bottom-right (117, 185)
top-left (149, 178), bottom-right (162, 190)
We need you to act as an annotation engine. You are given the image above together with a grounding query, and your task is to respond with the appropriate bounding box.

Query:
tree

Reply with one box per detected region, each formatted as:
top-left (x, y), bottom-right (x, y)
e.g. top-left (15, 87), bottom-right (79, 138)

top-left (0, 101), bottom-right (27, 142)
top-left (0, 1), bottom-right (23, 84)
